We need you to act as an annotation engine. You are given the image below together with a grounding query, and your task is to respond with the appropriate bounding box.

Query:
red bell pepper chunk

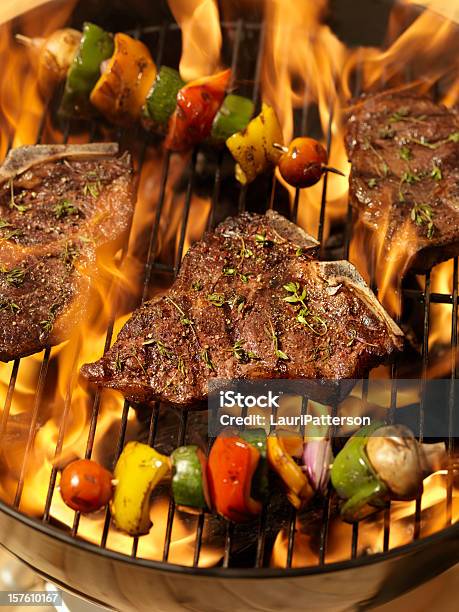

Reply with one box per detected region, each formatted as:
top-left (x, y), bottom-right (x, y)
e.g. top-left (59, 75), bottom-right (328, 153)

top-left (207, 434), bottom-right (262, 522)
top-left (165, 68), bottom-right (231, 152)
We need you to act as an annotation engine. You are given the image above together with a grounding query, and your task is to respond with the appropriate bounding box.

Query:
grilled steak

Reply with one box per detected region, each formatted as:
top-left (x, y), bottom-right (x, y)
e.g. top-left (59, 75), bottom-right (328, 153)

top-left (0, 143), bottom-right (134, 361)
top-left (346, 91), bottom-right (459, 271)
top-left (81, 211), bottom-right (403, 406)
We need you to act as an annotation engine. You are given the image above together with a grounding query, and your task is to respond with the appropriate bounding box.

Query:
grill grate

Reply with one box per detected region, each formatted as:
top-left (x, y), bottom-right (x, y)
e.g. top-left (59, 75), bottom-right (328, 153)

top-left (0, 18), bottom-right (457, 571)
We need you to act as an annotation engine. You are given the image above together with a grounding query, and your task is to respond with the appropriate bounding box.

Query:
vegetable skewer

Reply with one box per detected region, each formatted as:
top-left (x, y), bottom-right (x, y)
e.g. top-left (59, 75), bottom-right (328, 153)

top-left (331, 423), bottom-right (447, 522)
top-left (90, 32), bottom-right (156, 126)
top-left (16, 25), bottom-right (345, 188)
top-left (16, 28), bottom-right (81, 98)
top-left (276, 138), bottom-right (345, 187)
top-left (59, 424), bottom-right (446, 535)
top-left (111, 441), bottom-right (170, 536)
top-left (59, 22), bottom-right (114, 118)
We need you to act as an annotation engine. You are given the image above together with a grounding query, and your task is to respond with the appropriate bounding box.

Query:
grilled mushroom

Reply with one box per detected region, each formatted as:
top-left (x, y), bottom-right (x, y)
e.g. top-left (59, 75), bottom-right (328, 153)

top-left (366, 425), bottom-right (447, 500)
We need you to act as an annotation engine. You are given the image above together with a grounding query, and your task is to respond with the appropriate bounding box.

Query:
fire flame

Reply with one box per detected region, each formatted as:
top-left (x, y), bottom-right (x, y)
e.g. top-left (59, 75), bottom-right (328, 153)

top-left (168, 0), bottom-right (222, 82)
top-left (0, 0), bottom-right (217, 567)
top-left (271, 471), bottom-right (458, 567)
top-left (0, 0), bottom-right (457, 570)
top-left (259, 0), bottom-right (459, 347)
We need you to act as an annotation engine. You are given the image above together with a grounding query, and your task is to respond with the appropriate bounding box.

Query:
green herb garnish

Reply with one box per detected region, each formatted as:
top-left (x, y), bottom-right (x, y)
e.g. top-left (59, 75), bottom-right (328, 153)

top-left (411, 203), bottom-right (435, 239)
top-left (228, 294), bottom-right (246, 313)
top-left (223, 266), bottom-right (236, 276)
top-left (363, 139), bottom-right (389, 177)
top-left (378, 126), bottom-right (395, 139)
top-left (40, 303), bottom-right (60, 333)
top-left (62, 242), bottom-right (78, 268)
top-left (201, 347), bottom-right (215, 370)
top-left (192, 280), bottom-right (203, 291)
top-left (411, 136), bottom-right (437, 150)
top-left (400, 146), bottom-right (412, 161)
top-left (5, 229), bottom-right (23, 241)
top-left (367, 178), bottom-right (378, 189)
top-left (83, 179), bottom-right (101, 199)
top-left (264, 320), bottom-right (288, 361)
top-left (254, 232), bottom-right (272, 247)
top-left (0, 266), bottom-right (26, 286)
top-left (238, 236), bottom-right (253, 260)
top-left (54, 199), bottom-right (79, 220)
top-left (130, 351), bottom-right (147, 375)
top-left (143, 338), bottom-right (174, 358)
top-left (114, 352), bottom-right (124, 373)
top-left (0, 300), bottom-right (19, 313)
top-left (283, 281), bottom-right (328, 336)
top-left (177, 355), bottom-right (187, 376)
top-left (226, 340), bottom-right (260, 363)
top-left (207, 292), bottom-right (226, 307)
top-left (388, 107), bottom-right (410, 123)
top-left (401, 170), bottom-right (421, 184)
top-left (305, 337), bottom-right (332, 363)
top-left (9, 179), bottom-right (29, 213)
top-left (431, 165), bottom-right (442, 181)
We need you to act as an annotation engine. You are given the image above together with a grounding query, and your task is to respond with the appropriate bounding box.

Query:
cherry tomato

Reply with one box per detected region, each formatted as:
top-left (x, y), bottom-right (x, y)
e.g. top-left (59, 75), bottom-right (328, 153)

top-left (278, 137), bottom-right (328, 188)
top-left (60, 459), bottom-right (113, 513)
top-left (165, 69), bottom-right (231, 152)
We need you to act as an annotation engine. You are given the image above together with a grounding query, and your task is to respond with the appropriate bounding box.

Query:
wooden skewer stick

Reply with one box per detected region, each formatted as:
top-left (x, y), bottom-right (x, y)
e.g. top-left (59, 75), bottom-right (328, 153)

top-left (15, 33), bottom-right (43, 49)
top-left (272, 142), bottom-right (288, 153)
top-left (322, 165), bottom-right (346, 177)
top-left (273, 143), bottom-right (346, 177)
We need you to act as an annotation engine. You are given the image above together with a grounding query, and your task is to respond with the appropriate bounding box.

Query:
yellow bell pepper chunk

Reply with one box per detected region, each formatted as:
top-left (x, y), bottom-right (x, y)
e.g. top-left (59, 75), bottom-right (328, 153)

top-left (90, 33), bottom-right (157, 126)
top-left (111, 441), bottom-right (170, 536)
top-left (267, 435), bottom-right (313, 510)
top-left (226, 103), bottom-right (283, 184)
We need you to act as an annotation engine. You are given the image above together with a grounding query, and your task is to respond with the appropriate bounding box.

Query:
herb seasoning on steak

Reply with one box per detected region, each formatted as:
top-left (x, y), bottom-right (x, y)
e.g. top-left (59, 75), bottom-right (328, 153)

top-left (0, 143), bottom-right (134, 361)
top-left (346, 91), bottom-right (459, 271)
top-left (81, 211), bottom-right (403, 406)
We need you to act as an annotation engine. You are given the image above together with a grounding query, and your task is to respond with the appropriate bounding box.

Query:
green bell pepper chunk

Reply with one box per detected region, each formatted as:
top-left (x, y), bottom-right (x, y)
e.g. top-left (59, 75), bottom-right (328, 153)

top-left (59, 22), bottom-right (114, 118)
top-left (143, 66), bottom-right (185, 126)
top-left (211, 94), bottom-right (255, 143)
top-left (240, 428), bottom-right (269, 502)
top-left (331, 422), bottom-right (389, 522)
top-left (171, 445), bottom-right (208, 510)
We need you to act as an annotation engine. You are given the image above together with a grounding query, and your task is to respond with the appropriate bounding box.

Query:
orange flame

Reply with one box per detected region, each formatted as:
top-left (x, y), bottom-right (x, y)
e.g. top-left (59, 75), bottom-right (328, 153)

top-left (168, 0), bottom-right (222, 81)
top-left (0, 0), bottom-right (457, 571)
top-left (259, 0), bottom-right (459, 332)
top-left (0, 0), bottom-right (216, 568)
top-left (271, 471), bottom-right (458, 567)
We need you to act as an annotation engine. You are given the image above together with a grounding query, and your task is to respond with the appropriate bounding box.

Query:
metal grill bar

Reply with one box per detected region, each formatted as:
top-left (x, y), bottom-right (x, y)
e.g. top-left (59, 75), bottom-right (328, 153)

top-left (0, 359), bottom-right (19, 440)
top-left (446, 258), bottom-right (458, 525)
top-left (207, 19), bottom-right (243, 231)
top-left (13, 347), bottom-right (51, 508)
top-left (162, 408), bottom-right (188, 561)
top-left (0, 15), bottom-right (457, 574)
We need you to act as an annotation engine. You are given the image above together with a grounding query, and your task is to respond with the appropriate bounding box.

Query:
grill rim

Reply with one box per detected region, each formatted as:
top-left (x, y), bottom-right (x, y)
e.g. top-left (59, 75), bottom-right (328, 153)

top-left (1, 498), bottom-right (457, 577)
top-left (0, 9), bottom-right (458, 576)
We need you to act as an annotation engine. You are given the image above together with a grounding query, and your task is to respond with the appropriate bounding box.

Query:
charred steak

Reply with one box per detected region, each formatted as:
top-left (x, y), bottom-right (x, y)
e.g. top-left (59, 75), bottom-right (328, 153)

top-left (0, 143), bottom-right (134, 361)
top-left (346, 91), bottom-right (459, 271)
top-left (81, 211), bottom-right (403, 406)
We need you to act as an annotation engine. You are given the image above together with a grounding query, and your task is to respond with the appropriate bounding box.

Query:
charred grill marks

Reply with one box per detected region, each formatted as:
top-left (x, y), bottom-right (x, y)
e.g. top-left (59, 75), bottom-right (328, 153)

top-left (81, 211), bottom-right (403, 406)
